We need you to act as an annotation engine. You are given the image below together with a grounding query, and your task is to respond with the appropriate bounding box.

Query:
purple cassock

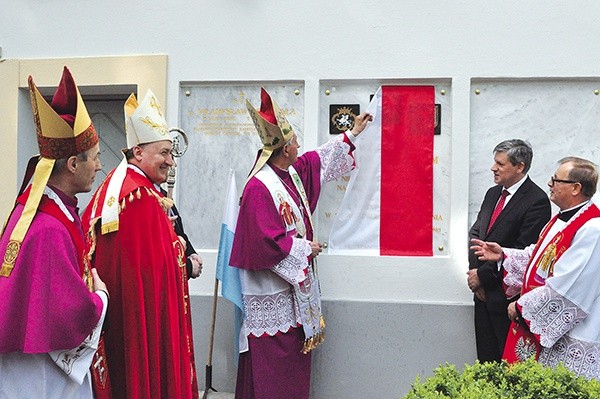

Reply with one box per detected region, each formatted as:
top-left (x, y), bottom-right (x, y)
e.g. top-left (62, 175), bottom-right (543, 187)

top-left (0, 187), bottom-right (103, 353)
top-left (0, 186), bottom-right (106, 398)
top-left (230, 132), bottom-right (357, 399)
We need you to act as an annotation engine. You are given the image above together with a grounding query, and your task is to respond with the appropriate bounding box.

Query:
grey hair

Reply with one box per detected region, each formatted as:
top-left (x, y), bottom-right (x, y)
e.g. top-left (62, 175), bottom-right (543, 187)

top-left (558, 156), bottom-right (598, 198)
top-left (51, 151), bottom-right (89, 177)
top-left (271, 136), bottom-right (295, 158)
top-left (493, 139), bottom-right (533, 174)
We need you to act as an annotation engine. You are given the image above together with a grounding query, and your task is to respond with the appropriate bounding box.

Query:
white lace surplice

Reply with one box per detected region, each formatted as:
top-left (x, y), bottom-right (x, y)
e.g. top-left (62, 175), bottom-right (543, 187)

top-left (238, 133), bottom-right (356, 353)
top-left (315, 131), bottom-right (356, 184)
top-left (502, 245), bottom-right (535, 298)
top-left (517, 216), bottom-right (600, 380)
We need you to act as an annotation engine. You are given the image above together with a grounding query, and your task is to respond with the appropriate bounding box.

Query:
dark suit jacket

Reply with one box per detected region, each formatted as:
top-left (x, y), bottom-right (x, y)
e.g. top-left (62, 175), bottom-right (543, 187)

top-left (161, 188), bottom-right (198, 279)
top-left (469, 177), bottom-right (551, 312)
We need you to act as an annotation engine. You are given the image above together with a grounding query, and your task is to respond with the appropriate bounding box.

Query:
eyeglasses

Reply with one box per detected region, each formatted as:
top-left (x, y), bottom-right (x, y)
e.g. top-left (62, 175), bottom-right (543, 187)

top-left (550, 176), bottom-right (579, 186)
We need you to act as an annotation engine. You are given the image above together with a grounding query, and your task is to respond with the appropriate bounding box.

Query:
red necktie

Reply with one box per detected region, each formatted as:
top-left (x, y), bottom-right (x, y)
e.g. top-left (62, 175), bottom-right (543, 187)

top-left (487, 189), bottom-right (510, 233)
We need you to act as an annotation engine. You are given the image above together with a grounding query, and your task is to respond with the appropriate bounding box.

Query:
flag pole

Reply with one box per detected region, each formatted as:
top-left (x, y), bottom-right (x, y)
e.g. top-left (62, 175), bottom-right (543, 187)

top-left (202, 278), bottom-right (220, 399)
top-left (204, 168), bottom-right (241, 398)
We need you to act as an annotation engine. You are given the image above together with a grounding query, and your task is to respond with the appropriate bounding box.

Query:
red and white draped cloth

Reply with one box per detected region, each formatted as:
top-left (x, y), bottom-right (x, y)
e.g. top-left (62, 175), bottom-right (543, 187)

top-left (328, 85), bottom-right (434, 256)
top-left (501, 198), bottom-right (600, 380)
top-left (231, 132), bottom-right (356, 399)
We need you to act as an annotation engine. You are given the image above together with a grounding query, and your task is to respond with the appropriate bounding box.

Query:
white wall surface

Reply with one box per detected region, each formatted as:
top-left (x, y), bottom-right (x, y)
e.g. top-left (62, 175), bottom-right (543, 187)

top-left (3, 1), bottom-right (600, 303)
top-left (2, 4), bottom-right (599, 393)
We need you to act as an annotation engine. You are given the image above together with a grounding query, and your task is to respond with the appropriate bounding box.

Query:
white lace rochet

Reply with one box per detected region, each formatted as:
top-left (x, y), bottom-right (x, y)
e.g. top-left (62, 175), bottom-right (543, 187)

top-left (241, 237), bottom-right (311, 338)
top-left (519, 285), bottom-right (588, 348)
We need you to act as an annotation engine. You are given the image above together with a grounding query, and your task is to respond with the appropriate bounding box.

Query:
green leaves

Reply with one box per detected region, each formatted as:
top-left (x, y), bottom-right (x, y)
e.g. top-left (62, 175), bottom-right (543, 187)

top-left (403, 358), bottom-right (600, 399)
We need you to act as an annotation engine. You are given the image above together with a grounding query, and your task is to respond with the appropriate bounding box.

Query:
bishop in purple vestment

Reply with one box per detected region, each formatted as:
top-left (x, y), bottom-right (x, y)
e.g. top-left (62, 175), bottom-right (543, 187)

top-left (230, 88), bottom-right (372, 399)
top-left (0, 67), bottom-right (108, 399)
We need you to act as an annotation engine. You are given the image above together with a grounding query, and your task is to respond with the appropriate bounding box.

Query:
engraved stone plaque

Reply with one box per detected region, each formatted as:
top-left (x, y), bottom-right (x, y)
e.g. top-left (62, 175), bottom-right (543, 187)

top-left (177, 82), bottom-right (304, 249)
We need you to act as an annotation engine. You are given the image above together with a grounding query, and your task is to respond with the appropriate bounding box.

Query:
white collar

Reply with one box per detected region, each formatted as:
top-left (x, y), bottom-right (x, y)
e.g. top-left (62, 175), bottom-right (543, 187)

top-left (504, 174), bottom-right (528, 195)
top-left (43, 186), bottom-right (74, 222)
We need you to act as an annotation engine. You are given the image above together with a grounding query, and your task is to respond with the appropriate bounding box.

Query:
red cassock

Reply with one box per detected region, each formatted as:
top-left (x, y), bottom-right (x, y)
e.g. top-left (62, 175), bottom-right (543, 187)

top-left (82, 168), bottom-right (199, 399)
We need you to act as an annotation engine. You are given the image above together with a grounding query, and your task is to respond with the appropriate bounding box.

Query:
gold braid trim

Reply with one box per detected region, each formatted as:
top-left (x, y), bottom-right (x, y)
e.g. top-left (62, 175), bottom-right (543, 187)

top-left (113, 187), bottom-right (174, 218)
top-left (85, 216), bottom-right (100, 263)
top-left (84, 177), bottom-right (111, 259)
top-left (144, 187), bottom-right (174, 213)
top-left (118, 187), bottom-right (174, 215)
top-left (301, 315), bottom-right (326, 354)
top-left (86, 183), bottom-right (173, 263)
top-left (81, 216), bottom-right (95, 291)
top-left (83, 260), bottom-right (93, 291)
top-left (100, 220), bottom-right (119, 235)
top-left (87, 186), bottom-right (173, 261)
top-left (1, 158), bottom-right (54, 277)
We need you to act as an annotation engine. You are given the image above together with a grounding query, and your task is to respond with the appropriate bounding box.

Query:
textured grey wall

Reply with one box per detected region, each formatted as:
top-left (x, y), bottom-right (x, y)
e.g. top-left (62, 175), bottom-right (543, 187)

top-left (190, 296), bottom-right (476, 398)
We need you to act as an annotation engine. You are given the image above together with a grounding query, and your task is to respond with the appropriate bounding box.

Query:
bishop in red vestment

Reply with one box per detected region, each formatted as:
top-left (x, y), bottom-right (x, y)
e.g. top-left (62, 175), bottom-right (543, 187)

top-left (82, 90), bottom-right (199, 398)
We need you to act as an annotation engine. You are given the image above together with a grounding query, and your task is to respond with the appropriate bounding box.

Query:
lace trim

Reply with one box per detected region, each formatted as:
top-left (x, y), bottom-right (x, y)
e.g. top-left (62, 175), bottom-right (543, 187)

top-left (315, 134), bottom-right (355, 183)
top-left (539, 335), bottom-right (600, 380)
top-left (242, 289), bottom-right (300, 337)
top-left (519, 285), bottom-right (588, 348)
top-left (271, 237), bottom-right (311, 284)
top-left (503, 247), bottom-right (531, 298)
top-left (44, 187), bottom-right (74, 222)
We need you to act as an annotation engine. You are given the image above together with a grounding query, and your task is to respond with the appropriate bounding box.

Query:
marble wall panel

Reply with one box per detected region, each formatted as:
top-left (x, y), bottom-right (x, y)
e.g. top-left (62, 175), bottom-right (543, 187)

top-left (469, 80), bottom-right (600, 225)
top-left (177, 82), bottom-right (304, 249)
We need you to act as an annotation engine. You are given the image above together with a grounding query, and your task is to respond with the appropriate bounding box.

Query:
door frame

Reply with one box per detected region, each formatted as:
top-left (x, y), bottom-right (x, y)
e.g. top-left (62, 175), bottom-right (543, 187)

top-left (0, 54), bottom-right (168, 219)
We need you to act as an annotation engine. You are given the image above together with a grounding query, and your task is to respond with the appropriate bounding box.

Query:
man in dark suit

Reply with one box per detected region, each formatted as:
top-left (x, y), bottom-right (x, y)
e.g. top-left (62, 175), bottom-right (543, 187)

top-left (170, 203), bottom-right (203, 279)
top-left (467, 139), bottom-right (551, 362)
top-left (163, 187), bottom-right (203, 279)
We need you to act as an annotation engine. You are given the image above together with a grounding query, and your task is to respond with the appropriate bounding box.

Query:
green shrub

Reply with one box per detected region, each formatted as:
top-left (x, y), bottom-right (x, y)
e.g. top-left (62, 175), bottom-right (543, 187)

top-left (403, 358), bottom-right (600, 399)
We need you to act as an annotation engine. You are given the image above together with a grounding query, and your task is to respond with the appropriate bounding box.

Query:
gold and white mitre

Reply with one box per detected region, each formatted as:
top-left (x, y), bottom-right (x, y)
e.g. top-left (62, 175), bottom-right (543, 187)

top-left (100, 90), bottom-right (173, 234)
top-left (124, 89), bottom-right (172, 149)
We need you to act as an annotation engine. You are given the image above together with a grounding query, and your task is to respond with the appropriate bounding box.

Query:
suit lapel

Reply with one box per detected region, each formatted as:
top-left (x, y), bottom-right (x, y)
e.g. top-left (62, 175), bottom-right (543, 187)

top-left (485, 178), bottom-right (532, 237)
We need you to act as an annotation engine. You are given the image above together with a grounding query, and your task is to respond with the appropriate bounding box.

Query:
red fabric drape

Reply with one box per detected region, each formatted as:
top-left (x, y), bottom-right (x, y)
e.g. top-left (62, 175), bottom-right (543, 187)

top-left (380, 85), bottom-right (434, 256)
